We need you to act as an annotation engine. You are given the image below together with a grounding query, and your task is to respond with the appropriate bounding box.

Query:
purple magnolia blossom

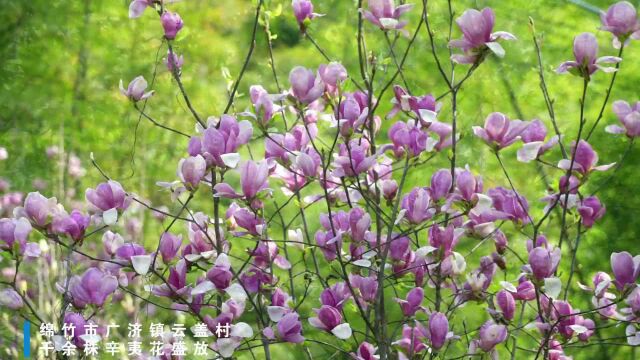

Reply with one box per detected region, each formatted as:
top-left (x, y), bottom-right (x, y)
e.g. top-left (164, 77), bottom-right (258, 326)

top-left (0, 217), bottom-right (32, 250)
top-left (514, 275), bottom-right (536, 301)
top-left (395, 287), bottom-right (424, 316)
top-left (331, 141), bottom-right (376, 177)
top-left (577, 196), bottom-right (606, 228)
top-left (159, 232), bottom-right (182, 263)
top-left (52, 210), bottom-right (90, 241)
top-left (388, 120), bottom-right (431, 157)
top-left (320, 282), bottom-right (350, 310)
top-left (289, 66), bottom-right (325, 104)
top-left (352, 342), bottom-right (378, 360)
top-left (161, 11), bottom-right (183, 40)
top-left (276, 312), bottom-right (304, 343)
top-left (17, 192), bottom-right (59, 227)
top-left (215, 160), bottom-right (269, 203)
top-left (449, 8), bottom-right (516, 64)
top-left (488, 187), bottom-right (530, 224)
top-left (349, 275), bottom-right (378, 309)
top-left (556, 32), bottom-right (622, 78)
top-left (496, 290), bottom-right (516, 320)
top-left (611, 251), bottom-right (640, 291)
top-left (428, 312), bottom-right (450, 350)
top-left (85, 180), bottom-right (130, 212)
top-left (600, 1), bottom-right (640, 48)
top-left (394, 323), bottom-right (429, 354)
top-left (63, 312), bottom-right (88, 348)
top-left (207, 254), bottom-right (233, 290)
top-left (292, 0), bottom-right (322, 31)
top-left (193, 115), bottom-right (253, 168)
top-left (517, 119), bottom-right (560, 162)
top-left (337, 91), bottom-right (369, 136)
top-left (361, 0), bottom-right (413, 32)
top-left (319, 62), bottom-right (347, 94)
top-left (469, 321), bottom-right (508, 354)
top-left (129, 0), bottom-right (152, 18)
top-left (309, 305), bottom-right (352, 339)
top-left (387, 85), bottom-right (441, 124)
top-left (349, 207), bottom-right (371, 242)
top-left (165, 49), bottom-right (184, 73)
top-left (607, 100), bottom-right (640, 137)
top-left (153, 259), bottom-right (192, 298)
top-left (115, 243), bottom-right (145, 262)
top-left (69, 267), bottom-right (118, 308)
top-left (401, 187), bottom-right (435, 224)
top-left (558, 140), bottom-right (615, 175)
top-left (177, 155), bottom-right (207, 190)
top-left (429, 224), bottom-right (460, 256)
top-left (250, 85), bottom-right (282, 125)
top-left (528, 245), bottom-right (561, 280)
top-left (119, 76), bottom-right (154, 102)
top-left (429, 169), bottom-right (453, 201)
top-left (473, 112), bottom-right (529, 150)
top-left (0, 288), bottom-right (23, 309)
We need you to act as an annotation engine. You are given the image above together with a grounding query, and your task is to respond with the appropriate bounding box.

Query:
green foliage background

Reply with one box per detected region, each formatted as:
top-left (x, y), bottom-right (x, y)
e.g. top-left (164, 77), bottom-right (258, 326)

top-left (1, 0), bottom-right (639, 359)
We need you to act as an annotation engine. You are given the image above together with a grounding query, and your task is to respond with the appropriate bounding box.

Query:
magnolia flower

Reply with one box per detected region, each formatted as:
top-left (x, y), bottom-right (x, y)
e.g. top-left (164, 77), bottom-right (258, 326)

top-left (86, 180), bottom-right (130, 225)
top-left (292, 0), bottom-right (322, 31)
top-left (276, 312), bottom-right (304, 343)
top-left (159, 232), bottom-right (182, 263)
top-left (0, 218), bottom-right (32, 251)
top-left (556, 32), bottom-right (621, 79)
top-left (318, 62), bottom-right (348, 94)
top-left (577, 196), bottom-right (606, 228)
top-left (361, 0), bottom-right (413, 32)
top-left (611, 251), bottom-right (640, 291)
top-left (214, 160), bottom-right (270, 202)
top-left (165, 49), bottom-right (184, 73)
top-left (309, 305), bottom-right (352, 339)
top-left (152, 259), bottom-right (192, 298)
top-left (528, 246), bottom-right (561, 280)
top-left (487, 187), bottom-right (530, 224)
top-left (388, 120), bottom-right (433, 157)
top-left (52, 210), bottom-right (90, 241)
top-left (352, 342), bottom-right (378, 360)
top-left (337, 91), bottom-right (369, 136)
top-left (449, 8), bottom-right (516, 64)
top-left (69, 268), bottom-right (118, 308)
top-left (177, 155), bottom-right (207, 190)
top-left (600, 1), bottom-right (640, 48)
top-left (387, 85), bottom-right (441, 124)
top-left (250, 85), bottom-right (283, 125)
top-left (558, 140), bottom-right (615, 175)
top-left (395, 287), bottom-right (424, 317)
top-left (119, 76), bottom-right (154, 102)
top-left (0, 288), bottom-right (23, 310)
top-left (401, 187), bottom-right (435, 224)
top-left (194, 115), bottom-right (253, 168)
top-left (517, 119), bottom-right (560, 162)
top-left (331, 141), bottom-right (376, 177)
top-left (606, 100), bottom-right (640, 137)
top-left (472, 112), bottom-right (529, 150)
top-left (469, 321), bottom-right (508, 355)
top-left (129, 0), bottom-right (152, 18)
top-left (394, 323), bottom-right (429, 354)
top-left (289, 66), bottom-right (325, 104)
top-left (161, 11), bottom-right (183, 39)
top-left (428, 312), bottom-right (450, 351)
top-left (495, 290), bottom-right (516, 321)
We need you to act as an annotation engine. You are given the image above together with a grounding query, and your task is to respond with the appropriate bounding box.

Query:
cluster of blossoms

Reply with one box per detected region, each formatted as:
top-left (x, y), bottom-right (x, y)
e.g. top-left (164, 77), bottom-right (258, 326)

top-left (2, 0), bottom-right (640, 359)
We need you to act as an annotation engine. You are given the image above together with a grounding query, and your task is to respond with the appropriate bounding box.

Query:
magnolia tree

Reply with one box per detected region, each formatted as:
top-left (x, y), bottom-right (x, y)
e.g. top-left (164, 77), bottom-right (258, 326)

top-left (2, 0), bottom-right (640, 359)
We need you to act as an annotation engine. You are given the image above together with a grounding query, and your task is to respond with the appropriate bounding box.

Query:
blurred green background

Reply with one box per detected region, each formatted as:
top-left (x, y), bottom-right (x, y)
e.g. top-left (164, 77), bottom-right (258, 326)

top-left (1, 0), bottom-right (639, 358)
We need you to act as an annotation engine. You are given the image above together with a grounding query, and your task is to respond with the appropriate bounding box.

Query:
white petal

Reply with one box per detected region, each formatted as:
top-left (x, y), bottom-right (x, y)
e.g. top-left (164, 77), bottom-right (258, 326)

top-left (131, 255), bottom-right (151, 275)
top-left (331, 323), bottom-right (352, 339)
top-left (221, 153), bottom-right (241, 168)
top-left (379, 18), bottom-right (399, 29)
top-left (500, 281), bottom-right (517, 293)
top-left (544, 277), bottom-right (562, 299)
top-left (267, 306), bottom-right (287, 322)
top-left (353, 259), bottom-right (372, 268)
top-left (192, 281), bottom-right (216, 295)
top-left (103, 208), bottom-right (118, 225)
top-left (415, 246), bottom-right (438, 259)
top-left (225, 283), bottom-right (247, 302)
top-left (569, 324), bottom-right (588, 334)
top-left (217, 338), bottom-right (240, 358)
top-left (486, 42), bottom-right (505, 57)
top-left (517, 142), bottom-right (544, 163)
top-left (230, 322), bottom-right (254, 338)
top-left (419, 109), bottom-right (438, 123)
top-left (471, 193), bottom-right (493, 215)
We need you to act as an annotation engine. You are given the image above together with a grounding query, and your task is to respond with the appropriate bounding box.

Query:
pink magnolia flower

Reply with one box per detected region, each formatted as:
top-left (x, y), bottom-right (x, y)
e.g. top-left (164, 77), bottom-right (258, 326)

top-left (161, 11), bottom-right (183, 40)
top-left (177, 155), bottom-right (207, 190)
top-left (69, 267), bottom-right (118, 308)
top-left (469, 321), bottom-right (508, 355)
top-left (528, 245), bottom-right (561, 280)
top-left (556, 32), bottom-right (622, 79)
top-left (119, 76), bottom-right (154, 102)
top-left (86, 180), bottom-right (131, 213)
top-left (165, 49), bottom-right (184, 73)
top-left (194, 115), bottom-right (253, 168)
top-left (388, 120), bottom-right (431, 157)
top-left (292, 0), bottom-right (323, 31)
top-left (309, 305), bottom-right (352, 339)
top-left (472, 112), bottom-right (529, 150)
top-left (331, 141), bottom-right (376, 177)
top-left (600, 1), bottom-right (640, 48)
top-left (517, 119), bottom-right (560, 162)
top-left (0, 288), bottom-right (23, 310)
top-left (289, 66), bottom-right (325, 104)
top-left (361, 0), bottom-right (413, 32)
top-left (606, 100), bottom-right (640, 137)
top-left (577, 196), bottom-right (606, 228)
top-left (129, 0), bottom-right (152, 18)
top-left (319, 62), bottom-right (348, 95)
top-left (558, 140), bottom-right (615, 175)
top-left (0, 218), bottom-right (32, 251)
top-left (495, 290), bottom-right (516, 321)
top-left (449, 8), bottom-right (516, 64)
top-left (52, 210), bottom-right (90, 241)
top-left (428, 312), bottom-right (450, 351)
top-left (395, 287), bottom-right (424, 317)
top-left (401, 187), bottom-right (435, 224)
top-left (387, 85), bottom-right (441, 124)
top-left (394, 322), bottom-right (429, 354)
top-left (352, 342), bottom-right (378, 360)
top-left (159, 232), bottom-right (182, 263)
top-left (276, 312), bottom-right (304, 343)
top-left (611, 251), bottom-right (640, 291)
top-left (207, 254), bottom-right (233, 290)
top-left (214, 160), bottom-right (270, 202)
